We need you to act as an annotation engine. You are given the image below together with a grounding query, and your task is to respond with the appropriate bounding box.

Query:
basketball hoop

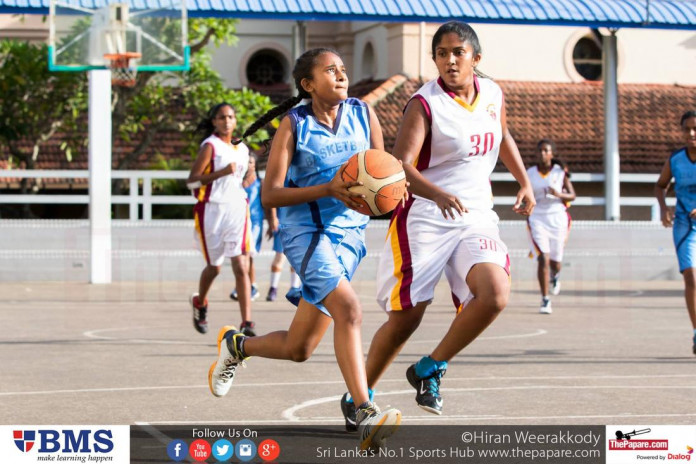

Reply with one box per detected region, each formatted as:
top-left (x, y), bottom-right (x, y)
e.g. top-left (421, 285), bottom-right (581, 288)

top-left (104, 52), bottom-right (141, 87)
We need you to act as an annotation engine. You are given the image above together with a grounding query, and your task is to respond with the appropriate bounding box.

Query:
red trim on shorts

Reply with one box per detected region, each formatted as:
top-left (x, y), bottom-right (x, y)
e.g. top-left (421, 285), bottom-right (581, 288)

top-left (395, 197), bottom-right (416, 309)
top-left (526, 217), bottom-right (542, 257)
top-left (451, 292), bottom-right (461, 313)
top-left (194, 202), bottom-right (211, 266)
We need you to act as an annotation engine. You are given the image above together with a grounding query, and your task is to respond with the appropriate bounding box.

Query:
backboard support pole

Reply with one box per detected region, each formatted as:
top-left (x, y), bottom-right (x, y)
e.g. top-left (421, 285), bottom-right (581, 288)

top-left (88, 69), bottom-right (112, 284)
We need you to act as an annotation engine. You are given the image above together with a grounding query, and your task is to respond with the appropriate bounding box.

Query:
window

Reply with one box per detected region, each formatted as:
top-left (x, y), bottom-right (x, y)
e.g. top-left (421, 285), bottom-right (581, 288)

top-left (361, 42), bottom-right (376, 80)
top-left (572, 35), bottom-right (603, 81)
top-left (245, 49), bottom-right (287, 88)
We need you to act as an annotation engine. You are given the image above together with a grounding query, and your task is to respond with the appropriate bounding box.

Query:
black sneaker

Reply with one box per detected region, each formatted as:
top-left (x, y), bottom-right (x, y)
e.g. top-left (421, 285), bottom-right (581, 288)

top-left (406, 364), bottom-right (446, 415)
top-left (240, 321), bottom-right (256, 337)
top-left (693, 334), bottom-right (696, 355)
top-left (355, 402), bottom-right (401, 451)
top-left (340, 393), bottom-right (358, 432)
top-left (190, 293), bottom-right (208, 334)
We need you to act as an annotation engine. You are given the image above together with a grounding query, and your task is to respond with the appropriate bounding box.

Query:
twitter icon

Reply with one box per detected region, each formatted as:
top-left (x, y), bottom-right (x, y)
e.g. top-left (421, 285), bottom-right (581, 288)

top-left (212, 439), bottom-right (234, 462)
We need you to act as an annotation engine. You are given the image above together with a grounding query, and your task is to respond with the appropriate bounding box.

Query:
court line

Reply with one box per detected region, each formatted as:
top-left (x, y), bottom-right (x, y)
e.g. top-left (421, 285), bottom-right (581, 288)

top-left (81, 327), bottom-right (546, 346)
top-left (4, 374), bottom-right (696, 397)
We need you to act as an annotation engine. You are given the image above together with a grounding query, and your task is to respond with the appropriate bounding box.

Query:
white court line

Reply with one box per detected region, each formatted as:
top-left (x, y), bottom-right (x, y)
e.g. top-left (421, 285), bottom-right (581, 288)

top-left (4, 374), bottom-right (696, 397)
top-left (81, 327), bottom-right (546, 347)
top-left (83, 326), bottom-right (203, 345)
top-left (282, 385), bottom-right (696, 421)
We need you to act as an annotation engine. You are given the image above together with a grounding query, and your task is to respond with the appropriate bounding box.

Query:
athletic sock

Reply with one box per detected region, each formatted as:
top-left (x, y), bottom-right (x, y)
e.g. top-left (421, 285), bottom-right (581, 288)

top-left (270, 272), bottom-right (281, 288)
top-left (415, 355), bottom-right (448, 379)
top-left (345, 388), bottom-right (374, 404)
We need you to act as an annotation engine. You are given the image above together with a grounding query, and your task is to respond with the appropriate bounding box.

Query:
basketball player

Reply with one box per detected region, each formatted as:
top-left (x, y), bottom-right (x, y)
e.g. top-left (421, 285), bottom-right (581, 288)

top-left (230, 155), bottom-right (261, 307)
top-left (527, 139), bottom-right (575, 314)
top-left (207, 48), bottom-right (402, 449)
top-left (340, 21), bottom-right (535, 428)
top-left (187, 103), bottom-right (254, 336)
top-left (265, 205), bottom-right (302, 302)
top-left (655, 110), bottom-right (696, 354)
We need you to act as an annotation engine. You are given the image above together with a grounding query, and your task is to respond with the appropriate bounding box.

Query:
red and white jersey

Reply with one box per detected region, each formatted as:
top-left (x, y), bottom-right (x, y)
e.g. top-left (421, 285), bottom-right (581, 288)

top-left (527, 164), bottom-right (567, 215)
top-left (194, 134), bottom-right (249, 204)
top-left (410, 76), bottom-right (503, 225)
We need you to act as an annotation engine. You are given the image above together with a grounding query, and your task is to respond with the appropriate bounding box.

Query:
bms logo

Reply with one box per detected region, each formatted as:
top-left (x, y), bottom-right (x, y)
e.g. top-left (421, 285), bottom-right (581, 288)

top-left (12, 429), bottom-right (114, 453)
top-left (13, 430), bottom-right (35, 452)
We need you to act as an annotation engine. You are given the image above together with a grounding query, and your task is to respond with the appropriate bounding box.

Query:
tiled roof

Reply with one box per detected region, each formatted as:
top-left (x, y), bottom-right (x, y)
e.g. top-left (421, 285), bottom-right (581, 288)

top-left (2, 78), bottom-right (694, 188)
top-left (365, 77), bottom-right (696, 173)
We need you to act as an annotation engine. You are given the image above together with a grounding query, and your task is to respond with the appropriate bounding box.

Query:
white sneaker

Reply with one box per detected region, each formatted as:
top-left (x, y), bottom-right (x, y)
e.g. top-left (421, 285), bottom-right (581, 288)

top-left (356, 402), bottom-right (402, 450)
top-left (208, 326), bottom-right (248, 397)
top-left (550, 278), bottom-right (561, 296)
top-left (539, 298), bottom-right (553, 314)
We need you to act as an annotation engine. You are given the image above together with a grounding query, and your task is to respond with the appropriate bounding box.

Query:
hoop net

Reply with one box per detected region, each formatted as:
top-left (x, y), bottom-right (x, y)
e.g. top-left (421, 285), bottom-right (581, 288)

top-left (104, 52), bottom-right (141, 87)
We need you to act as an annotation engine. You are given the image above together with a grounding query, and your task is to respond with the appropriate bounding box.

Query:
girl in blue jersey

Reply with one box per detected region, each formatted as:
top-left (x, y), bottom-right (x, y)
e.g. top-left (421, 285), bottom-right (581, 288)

top-left (207, 48), bottom-right (401, 449)
top-left (656, 110), bottom-right (696, 355)
top-left (230, 154), bottom-right (262, 313)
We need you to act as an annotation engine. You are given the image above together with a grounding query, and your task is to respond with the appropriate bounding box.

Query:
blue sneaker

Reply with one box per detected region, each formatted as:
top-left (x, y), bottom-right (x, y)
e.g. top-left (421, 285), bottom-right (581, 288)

top-left (406, 363), bottom-right (446, 415)
top-left (230, 285), bottom-right (259, 301)
top-left (693, 334), bottom-right (696, 355)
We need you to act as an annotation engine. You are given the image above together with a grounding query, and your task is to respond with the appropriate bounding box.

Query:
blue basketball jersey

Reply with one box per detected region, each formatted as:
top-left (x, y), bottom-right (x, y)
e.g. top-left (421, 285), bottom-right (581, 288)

top-left (245, 178), bottom-right (263, 225)
top-left (670, 147), bottom-right (696, 220)
top-left (284, 98), bottom-right (371, 229)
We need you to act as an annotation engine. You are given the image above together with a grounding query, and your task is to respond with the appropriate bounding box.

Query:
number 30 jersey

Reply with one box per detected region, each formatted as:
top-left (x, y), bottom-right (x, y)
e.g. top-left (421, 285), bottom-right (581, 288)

top-left (410, 76), bottom-right (503, 222)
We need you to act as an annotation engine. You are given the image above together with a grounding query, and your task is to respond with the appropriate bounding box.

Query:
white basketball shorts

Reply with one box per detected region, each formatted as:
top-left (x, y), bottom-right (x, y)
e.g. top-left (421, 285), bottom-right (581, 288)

top-left (527, 211), bottom-right (571, 262)
top-left (376, 201), bottom-right (510, 313)
top-left (194, 201), bottom-right (251, 266)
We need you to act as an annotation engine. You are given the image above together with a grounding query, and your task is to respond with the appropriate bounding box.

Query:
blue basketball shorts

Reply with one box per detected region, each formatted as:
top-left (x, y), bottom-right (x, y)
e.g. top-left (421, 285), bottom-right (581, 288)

top-left (673, 217), bottom-right (696, 272)
top-left (279, 224), bottom-right (367, 317)
top-left (272, 231), bottom-right (283, 253)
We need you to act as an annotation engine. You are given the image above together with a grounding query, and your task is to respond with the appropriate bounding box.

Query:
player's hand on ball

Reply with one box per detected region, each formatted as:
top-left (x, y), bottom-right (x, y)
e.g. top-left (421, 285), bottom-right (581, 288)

top-left (513, 186), bottom-right (535, 216)
top-left (433, 191), bottom-right (467, 219)
top-left (328, 170), bottom-right (365, 210)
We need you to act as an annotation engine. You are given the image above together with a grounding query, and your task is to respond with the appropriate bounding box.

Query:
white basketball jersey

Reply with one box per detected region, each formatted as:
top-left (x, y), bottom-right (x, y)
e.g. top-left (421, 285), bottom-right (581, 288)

top-left (194, 134), bottom-right (249, 204)
top-left (412, 77), bottom-right (503, 216)
top-left (527, 164), bottom-right (567, 215)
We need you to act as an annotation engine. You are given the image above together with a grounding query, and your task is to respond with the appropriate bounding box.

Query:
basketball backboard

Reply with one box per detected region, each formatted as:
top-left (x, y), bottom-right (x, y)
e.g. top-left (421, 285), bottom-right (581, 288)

top-left (48, 0), bottom-right (189, 72)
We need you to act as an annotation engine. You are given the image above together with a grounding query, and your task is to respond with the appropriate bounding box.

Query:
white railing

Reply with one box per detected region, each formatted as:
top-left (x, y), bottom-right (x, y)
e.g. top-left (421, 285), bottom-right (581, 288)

top-left (0, 170), bottom-right (675, 221)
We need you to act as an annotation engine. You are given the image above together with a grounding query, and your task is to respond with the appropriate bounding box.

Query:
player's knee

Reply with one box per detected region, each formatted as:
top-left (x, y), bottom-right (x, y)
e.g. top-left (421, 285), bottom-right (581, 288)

top-left (289, 344), bottom-right (313, 362)
top-left (206, 265), bottom-right (222, 276)
top-left (333, 301), bottom-right (363, 328)
top-left (479, 285), bottom-right (509, 313)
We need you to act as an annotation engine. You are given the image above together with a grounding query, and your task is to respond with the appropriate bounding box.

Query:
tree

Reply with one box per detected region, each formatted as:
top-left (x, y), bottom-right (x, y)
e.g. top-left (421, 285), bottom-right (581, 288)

top-left (0, 40), bottom-right (87, 217)
top-left (111, 18), bottom-right (275, 171)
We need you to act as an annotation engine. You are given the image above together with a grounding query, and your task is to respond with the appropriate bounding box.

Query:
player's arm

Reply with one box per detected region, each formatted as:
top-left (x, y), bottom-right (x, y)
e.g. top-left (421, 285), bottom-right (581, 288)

top-left (262, 116), bottom-right (364, 210)
top-left (393, 98), bottom-right (466, 219)
top-left (655, 159), bottom-right (673, 227)
top-left (265, 207), bottom-right (278, 240)
top-left (367, 105), bottom-right (385, 151)
top-left (187, 143), bottom-right (234, 188)
top-left (498, 100), bottom-right (535, 216)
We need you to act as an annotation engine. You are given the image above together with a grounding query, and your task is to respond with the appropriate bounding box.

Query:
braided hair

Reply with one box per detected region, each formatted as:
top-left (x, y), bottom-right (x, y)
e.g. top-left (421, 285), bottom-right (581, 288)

top-left (233, 47), bottom-right (340, 145)
top-left (195, 102), bottom-right (235, 144)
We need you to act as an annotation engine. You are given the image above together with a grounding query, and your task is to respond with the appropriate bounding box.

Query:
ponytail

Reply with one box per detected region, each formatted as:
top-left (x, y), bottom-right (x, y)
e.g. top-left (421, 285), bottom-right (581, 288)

top-left (232, 94), bottom-right (304, 145)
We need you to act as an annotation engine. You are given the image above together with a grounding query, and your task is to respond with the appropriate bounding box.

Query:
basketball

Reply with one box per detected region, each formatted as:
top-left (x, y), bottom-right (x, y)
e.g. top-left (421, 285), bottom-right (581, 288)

top-left (340, 149), bottom-right (406, 216)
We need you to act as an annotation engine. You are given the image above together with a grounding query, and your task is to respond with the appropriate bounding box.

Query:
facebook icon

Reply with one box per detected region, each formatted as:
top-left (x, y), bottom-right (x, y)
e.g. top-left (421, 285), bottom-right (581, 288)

top-left (167, 439), bottom-right (188, 462)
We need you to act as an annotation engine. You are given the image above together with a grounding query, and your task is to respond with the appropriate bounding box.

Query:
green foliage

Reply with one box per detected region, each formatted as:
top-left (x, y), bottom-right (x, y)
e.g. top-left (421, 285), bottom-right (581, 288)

top-left (0, 40), bottom-right (86, 163)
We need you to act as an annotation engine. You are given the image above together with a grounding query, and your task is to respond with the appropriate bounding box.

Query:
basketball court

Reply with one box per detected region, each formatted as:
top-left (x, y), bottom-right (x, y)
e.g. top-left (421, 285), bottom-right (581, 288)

top-left (2, 276), bottom-right (694, 428)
